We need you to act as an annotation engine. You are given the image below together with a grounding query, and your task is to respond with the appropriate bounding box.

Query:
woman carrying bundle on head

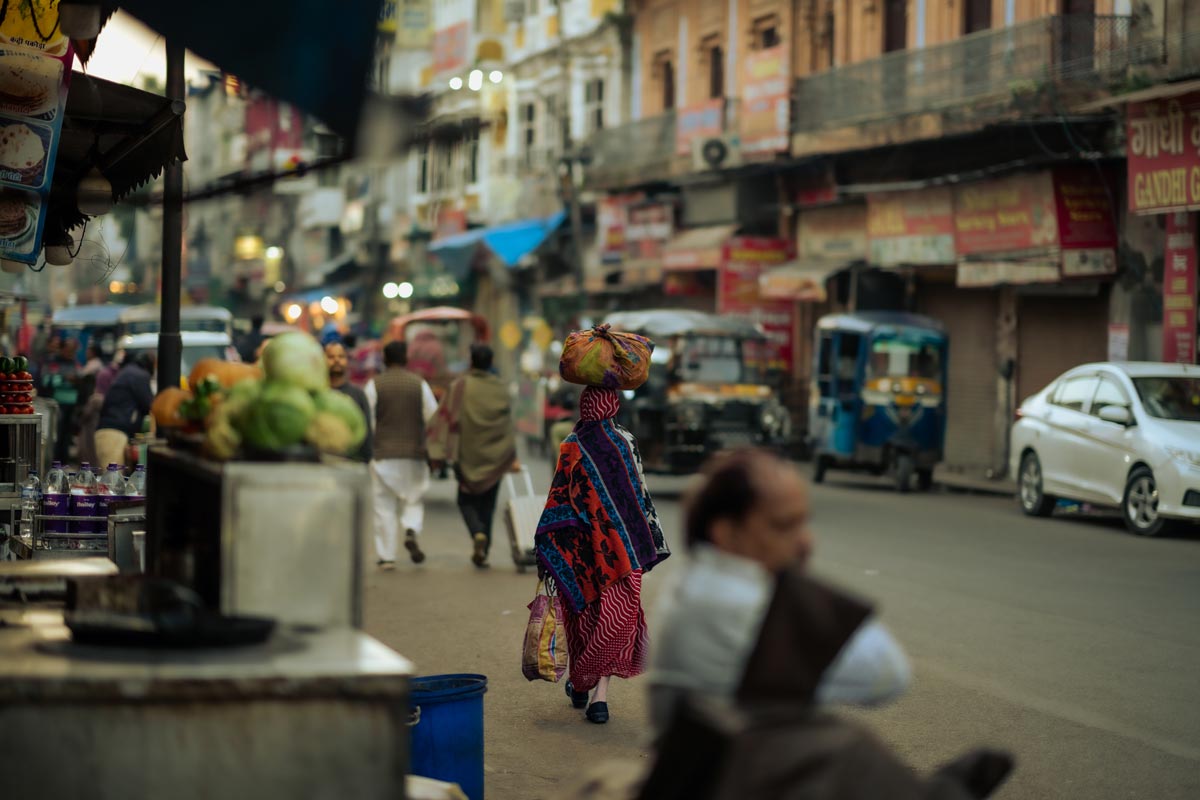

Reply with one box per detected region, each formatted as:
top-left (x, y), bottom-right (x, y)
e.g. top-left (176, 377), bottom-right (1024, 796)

top-left (534, 325), bottom-right (671, 725)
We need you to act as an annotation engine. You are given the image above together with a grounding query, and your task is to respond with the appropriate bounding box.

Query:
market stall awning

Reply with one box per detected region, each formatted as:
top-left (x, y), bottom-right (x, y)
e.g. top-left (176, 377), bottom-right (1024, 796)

top-left (116, 0), bottom-right (382, 140)
top-left (760, 260), bottom-right (852, 302)
top-left (429, 211), bottom-right (566, 277)
top-left (285, 281), bottom-right (363, 305)
top-left (47, 73), bottom-right (187, 239)
top-left (662, 224), bottom-right (738, 271)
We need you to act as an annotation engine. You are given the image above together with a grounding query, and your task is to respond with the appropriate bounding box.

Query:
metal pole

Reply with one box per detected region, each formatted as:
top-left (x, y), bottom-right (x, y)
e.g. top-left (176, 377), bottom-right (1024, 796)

top-left (556, 0), bottom-right (588, 310)
top-left (158, 40), bottom-right (185, 392)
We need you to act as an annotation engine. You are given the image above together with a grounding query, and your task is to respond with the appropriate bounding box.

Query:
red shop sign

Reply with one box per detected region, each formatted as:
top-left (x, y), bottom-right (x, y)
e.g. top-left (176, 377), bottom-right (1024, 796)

top-left (1127, 92), bottom-right (1200, 215)
top-left (1163, 212), bottom-right (1198, 364)
top-left (719, 237), bottom-right (796, 372)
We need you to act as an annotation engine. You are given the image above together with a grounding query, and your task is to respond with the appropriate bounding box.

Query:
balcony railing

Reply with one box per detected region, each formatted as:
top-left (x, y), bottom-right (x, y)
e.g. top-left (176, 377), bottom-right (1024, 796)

top-left (793, 14), bottom-right (1163, 134)
top-left (582, 111), bottom-right (677, 187)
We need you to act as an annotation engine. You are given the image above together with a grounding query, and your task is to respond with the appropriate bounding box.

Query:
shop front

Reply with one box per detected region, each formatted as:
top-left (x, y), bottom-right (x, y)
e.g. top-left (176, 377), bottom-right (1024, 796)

top-left (1125, 90), bottom-right (1200, 364)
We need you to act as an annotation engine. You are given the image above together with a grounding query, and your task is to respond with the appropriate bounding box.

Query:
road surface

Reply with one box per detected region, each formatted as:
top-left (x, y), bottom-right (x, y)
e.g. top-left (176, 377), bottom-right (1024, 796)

top-left (364, 466), bottom-right (1200, 799)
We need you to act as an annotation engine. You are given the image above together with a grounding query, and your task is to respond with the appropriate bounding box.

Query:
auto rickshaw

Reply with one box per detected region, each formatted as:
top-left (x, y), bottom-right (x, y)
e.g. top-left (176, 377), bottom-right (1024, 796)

top-left (604, 310), bottom-right (791, 474)
top-left (809, 312), bottom-right (947, 492)
top-left (385, 307), bottom-right (491, 402)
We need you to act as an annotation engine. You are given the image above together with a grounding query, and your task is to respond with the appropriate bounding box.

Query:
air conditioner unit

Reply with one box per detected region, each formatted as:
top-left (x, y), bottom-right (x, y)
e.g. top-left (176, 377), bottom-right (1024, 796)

top-left (691, 135), bottom-right (742, 172)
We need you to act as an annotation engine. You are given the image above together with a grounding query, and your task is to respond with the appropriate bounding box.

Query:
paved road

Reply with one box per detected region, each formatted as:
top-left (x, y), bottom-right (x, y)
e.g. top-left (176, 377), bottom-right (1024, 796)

top-left (364, 465), bottom-right (1200, 800)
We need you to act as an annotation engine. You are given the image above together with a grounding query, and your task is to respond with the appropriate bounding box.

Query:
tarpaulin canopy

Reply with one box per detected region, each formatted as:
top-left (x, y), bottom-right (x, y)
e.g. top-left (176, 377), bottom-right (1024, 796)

top-left (116, 0), bottom-right (383, 140)
top-left (429, 211), bottom-right (566, 276)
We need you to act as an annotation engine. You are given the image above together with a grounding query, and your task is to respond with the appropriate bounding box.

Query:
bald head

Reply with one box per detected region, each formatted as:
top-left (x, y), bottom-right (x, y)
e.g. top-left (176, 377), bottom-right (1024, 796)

top-left (685, 448), bottom-right (814, 573)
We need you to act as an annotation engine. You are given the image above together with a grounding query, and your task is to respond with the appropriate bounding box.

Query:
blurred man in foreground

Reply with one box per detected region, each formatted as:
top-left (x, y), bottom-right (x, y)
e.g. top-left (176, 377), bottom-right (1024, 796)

top-left (326, 341), bottom-right (371, 462)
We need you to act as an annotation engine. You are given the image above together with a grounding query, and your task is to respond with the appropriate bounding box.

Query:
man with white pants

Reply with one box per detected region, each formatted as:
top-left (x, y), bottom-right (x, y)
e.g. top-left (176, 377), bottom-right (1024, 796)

top-left (365, 341), bottom-right (438, 569)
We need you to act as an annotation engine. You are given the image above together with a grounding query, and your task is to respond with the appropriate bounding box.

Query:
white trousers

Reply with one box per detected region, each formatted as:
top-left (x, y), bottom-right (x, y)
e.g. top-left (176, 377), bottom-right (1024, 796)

top-left (371, 458), bottom-right (431, 562)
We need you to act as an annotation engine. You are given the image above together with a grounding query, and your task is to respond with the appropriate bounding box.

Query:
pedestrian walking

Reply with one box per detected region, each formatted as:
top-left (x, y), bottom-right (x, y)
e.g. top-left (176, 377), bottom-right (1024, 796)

top-left (365, 340), bottom-right (437, 570)
top-left (237, 315), bottom-right (265, 363)
top-left (76, 350), bottom-right (121, 469)
top-left (647, 448), bottom-right (910, 735)
top-left (95, 353), bottom-right (155, 468)
top-left (535, 385), bottom-right (671, 724)
top-left (325, 341), bottom-right (372, 462)
top-left (427, 344), bottom-right (518, 568)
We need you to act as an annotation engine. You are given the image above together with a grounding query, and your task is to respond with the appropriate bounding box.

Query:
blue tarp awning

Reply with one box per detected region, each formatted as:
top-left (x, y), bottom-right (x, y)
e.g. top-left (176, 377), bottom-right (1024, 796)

top-left (429, 211), bottom-right (566, 276)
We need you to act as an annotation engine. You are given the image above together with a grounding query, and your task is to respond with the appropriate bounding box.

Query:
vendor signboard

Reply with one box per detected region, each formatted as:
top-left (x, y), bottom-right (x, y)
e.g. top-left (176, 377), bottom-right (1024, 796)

top-left (1126, 92), bottom-right (1200, 215)
top-left (719, 236), bottom-right (795, 372)
top-left (1163, 212), bottom-right (1198, 364)
top-left (739, 44), bottom-right (790, 157)
top-left (0, 1), bottom-right (72, 265)
top-left (867, 188), bottom-right (955, 267)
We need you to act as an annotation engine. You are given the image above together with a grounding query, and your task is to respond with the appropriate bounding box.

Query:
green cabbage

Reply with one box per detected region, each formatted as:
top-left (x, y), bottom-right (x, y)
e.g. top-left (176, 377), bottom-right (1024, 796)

top-left (305, 411), bottom-right (355, 455)
top-left (262, 332), bottom-right (329, 392)
top-left (241, 381), bottom-right (316, 451)
top-left (313, 389), bottom-right (367, 448)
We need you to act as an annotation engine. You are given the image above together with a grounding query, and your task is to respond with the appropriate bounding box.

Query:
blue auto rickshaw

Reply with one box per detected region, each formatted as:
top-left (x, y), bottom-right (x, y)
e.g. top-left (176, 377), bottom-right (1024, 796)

top-left (809, 312), bottom-right (948, 492)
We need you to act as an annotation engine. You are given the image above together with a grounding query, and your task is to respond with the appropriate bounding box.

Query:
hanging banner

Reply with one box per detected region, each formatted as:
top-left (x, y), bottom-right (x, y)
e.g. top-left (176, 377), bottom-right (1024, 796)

top-left (394, 0), bottom-right (432, 48)
top-left (0, 0), bottom-right (73, 265)
top-left (597, 193), bottom-right (639, 264)
top-left (739, 44), bottom-right (790, 157)
top-left (432, 21), bottom-right (470, 75)
top-left (1163, 212), bottom-right (1197, 364)
top-left (866, 188), bottom-right (956, 267)
top-left (626, 202), bottom-right (672, 259)
top-left (1126, 92), bottom-right (1200, 215)
top-left (719, 236), bottom-right (795, 372)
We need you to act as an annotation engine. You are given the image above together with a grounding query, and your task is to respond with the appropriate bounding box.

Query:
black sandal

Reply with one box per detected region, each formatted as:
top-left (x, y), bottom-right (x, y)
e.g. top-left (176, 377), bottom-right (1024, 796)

top-left (565, 680), bottom-right (589, 709)
top-left (586, 702), bottom-right (609, 724)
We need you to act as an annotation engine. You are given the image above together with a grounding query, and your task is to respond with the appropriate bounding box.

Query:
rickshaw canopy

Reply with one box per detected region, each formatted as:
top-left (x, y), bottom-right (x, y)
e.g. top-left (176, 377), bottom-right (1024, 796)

top-left (604, 310), bottom-right (765, 341)
top-left (816, 311), bottom-right (945, 337)
top-left (387, 307), bottom-right (491, 343)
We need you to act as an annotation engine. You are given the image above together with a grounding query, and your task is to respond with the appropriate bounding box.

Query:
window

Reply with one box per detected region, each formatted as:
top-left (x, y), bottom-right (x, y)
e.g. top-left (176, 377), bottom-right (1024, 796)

top-left (1090, 377), bottom-right (1130, 418)
top-left (544, 94), bottom-right (561, 151)
top-left (432, 143), bottom-right (453, 192)
top-left (527, 0), bottom-right (538, 13)
top-left (585, 78), bottom-right (604, 133)
top-left (836, 334), bottom-right (862, 383)
top-left (760, 27), bottom-right (780, 48)
top-left (1052, 376), bottom-right (1100, 413)
top-left (708, 45), bottom-right (724, 99)
top-left (661, 60), bottom-right (675, 110)
top-left (417, 145), bottom-right (429, 193)
top-left (463, 129), bottom-right (479, 185)
top-left (867, 339), bottom-right (942, 380)
top-left (1133, 376), bottom-right (1200, 422)
top-left (521, 102), bottom-right (537, 161)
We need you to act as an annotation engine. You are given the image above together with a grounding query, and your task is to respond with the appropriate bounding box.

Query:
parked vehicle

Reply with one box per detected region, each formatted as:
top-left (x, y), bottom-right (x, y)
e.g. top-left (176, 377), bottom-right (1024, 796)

top-left (118, 304), bottom-right (234, 338)
top-left (1012, 362), bottom-right (1200, 536)
top-left (603, 310), bottom-right (791, 474)
top-left (50, 304), bottom-right (125, 362)
top-left (118, 331), bottom-right (238, 391)
top-left (809, 312), bottom-right (948, 492)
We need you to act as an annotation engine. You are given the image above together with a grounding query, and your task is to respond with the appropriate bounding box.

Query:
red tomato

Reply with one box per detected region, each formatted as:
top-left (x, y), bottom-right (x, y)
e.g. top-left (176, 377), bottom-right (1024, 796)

top-left (15, 372), bottom-right (31, 381)
top-left (19, 405), bottom-right (33, 414)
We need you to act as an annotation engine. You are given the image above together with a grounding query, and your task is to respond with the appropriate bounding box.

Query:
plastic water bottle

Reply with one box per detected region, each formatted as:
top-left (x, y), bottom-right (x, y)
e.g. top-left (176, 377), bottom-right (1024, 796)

top-left (127, 464), bottom-right (146, 498)
top-left (97, 464), bottom-right (126, 525)
top-left (42, 461), bottom-right (69, 537)
top-left (18, 470), bottom-right (40, 543)
top-left (69, 464), bottom-right (99, 548)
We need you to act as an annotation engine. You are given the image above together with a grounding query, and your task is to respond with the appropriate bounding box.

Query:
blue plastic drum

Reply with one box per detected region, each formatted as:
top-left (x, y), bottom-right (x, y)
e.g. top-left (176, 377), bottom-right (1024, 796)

top-left (409, 674), bottom-right (488, 799)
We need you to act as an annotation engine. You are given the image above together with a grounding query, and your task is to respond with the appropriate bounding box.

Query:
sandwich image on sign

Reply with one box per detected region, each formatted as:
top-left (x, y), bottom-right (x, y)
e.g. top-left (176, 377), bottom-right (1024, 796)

top-left (0, 51), bottom-right (62, 119)
top-left (0, 189), bottom-right (37, 249)
top-left (0, 121), bottom-right (49, 186)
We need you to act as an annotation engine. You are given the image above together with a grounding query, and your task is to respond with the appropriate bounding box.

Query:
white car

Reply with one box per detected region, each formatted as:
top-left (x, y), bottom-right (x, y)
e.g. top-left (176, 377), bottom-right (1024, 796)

top-left (1011, 362), bottom-right (1200, 536)
top-left (119, 331), bottom-right (240, 391)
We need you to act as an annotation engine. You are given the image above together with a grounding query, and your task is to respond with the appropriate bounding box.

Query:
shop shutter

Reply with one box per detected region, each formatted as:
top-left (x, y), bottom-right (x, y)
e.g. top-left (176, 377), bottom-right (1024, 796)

top-left (1016, 292), bottom-right (1110, 404)
top-left (918, 284), bottom-right (999, 473)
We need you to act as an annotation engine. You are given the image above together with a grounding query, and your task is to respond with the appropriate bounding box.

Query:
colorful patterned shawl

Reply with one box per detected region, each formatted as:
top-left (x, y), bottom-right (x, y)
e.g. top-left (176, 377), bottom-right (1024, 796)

top-left (536, 399), bottom-right (670, 614)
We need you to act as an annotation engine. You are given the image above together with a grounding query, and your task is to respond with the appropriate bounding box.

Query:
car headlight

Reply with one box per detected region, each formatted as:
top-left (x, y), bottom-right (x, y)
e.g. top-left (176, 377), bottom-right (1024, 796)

top-left (1166, 447), bottom-right (1200, 468)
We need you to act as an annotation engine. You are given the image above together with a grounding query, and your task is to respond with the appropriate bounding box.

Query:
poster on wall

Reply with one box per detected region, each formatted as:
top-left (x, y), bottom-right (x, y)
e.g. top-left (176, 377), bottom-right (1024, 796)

top-left (1126, 91), bottom-right (1200, 215)
top-left (739, 44), bottom-right (790, 157)
top-left (1163, 212), bottom-right (1198, 364)
top-left (626, 202), bottom-right (672, 260)
top-left (0, 0), bottom-right (73, 265)
top-left (719, 236), bottom-right (796, 372)
top-left (953, 172), bottom-right (1059, 255)
top-left (432, 21), bottom-right (469, 75)
top-left (675, 99), bottom-right (724, 157)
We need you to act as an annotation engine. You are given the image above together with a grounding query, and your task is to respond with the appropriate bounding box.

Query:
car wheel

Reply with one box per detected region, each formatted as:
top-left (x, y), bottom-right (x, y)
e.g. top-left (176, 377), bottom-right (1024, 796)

top-left (813, 455), bottom-right (829, 484)
top-left (1018, 452), bottom-right (1056, 517)
top-left (1123, 467), bottom-right (1170, 537)
top-left (895, 454), bottom-right (914, 494)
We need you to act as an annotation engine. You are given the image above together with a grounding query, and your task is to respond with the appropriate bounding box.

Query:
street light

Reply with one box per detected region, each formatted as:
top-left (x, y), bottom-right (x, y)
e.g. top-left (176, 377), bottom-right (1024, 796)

top-left (398, 281), bottom-right (414, 299)
top-left (382, 282), bottom-right (399, 299)
top-left (285, 303), bottom-right (303, 322)
top-left (265, 246), bottom-right (284, 260)
top-left (320, 295), bottom-right (339, 315)
top-left (449, 76), bottom-right (463, 91)
top-left (489, 70), bottom-right (503, 84)
top-left (467, 69), bottom-right (484, 91)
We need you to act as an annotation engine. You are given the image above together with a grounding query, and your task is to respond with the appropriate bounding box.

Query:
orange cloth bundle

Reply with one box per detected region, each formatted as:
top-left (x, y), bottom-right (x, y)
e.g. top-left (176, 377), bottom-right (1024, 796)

top-left (559, 324), bottom-right (654, 390)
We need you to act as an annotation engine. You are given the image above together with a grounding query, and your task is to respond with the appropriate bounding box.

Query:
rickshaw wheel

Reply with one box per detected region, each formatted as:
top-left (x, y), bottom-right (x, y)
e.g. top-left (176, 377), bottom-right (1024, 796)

top-left (895, 454), bottom-right (915, 493)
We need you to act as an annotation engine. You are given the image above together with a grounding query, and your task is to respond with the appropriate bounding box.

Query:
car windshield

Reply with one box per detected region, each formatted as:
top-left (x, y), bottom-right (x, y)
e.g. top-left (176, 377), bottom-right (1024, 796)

top-left (1133, 376), bottom-right (1200, 421)
top-left (676, 335), bottom-right (754, 384)
top-left (128, 345), bottom-right (228, 377)
top-left (125, 319), bottom-right (229, 335)
top-left (867, 337), bottom-right (942, 380)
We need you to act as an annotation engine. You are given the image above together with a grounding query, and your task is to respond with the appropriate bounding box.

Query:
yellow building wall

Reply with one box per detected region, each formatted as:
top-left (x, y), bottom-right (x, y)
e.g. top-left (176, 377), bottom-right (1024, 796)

top-left (685, 0), bottom-right (732, 105)
top-left (637, 0), bottom-right (681, 116)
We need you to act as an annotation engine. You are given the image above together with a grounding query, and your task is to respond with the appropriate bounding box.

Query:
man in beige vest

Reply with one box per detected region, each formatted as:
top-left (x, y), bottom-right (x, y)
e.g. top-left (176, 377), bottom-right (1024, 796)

top-left (365, 341), bottom-right (438, 569)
